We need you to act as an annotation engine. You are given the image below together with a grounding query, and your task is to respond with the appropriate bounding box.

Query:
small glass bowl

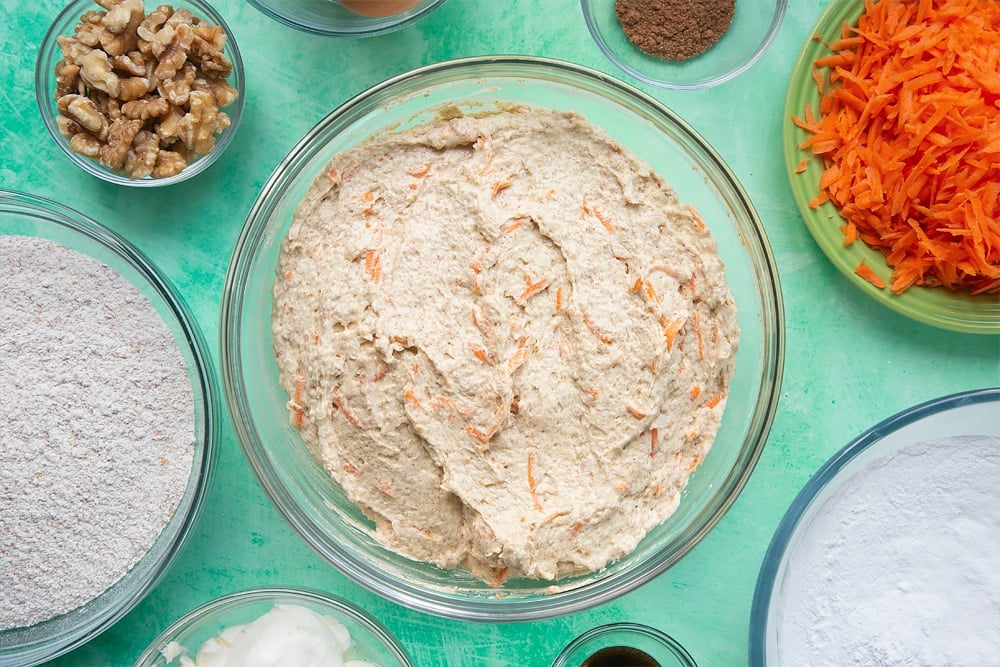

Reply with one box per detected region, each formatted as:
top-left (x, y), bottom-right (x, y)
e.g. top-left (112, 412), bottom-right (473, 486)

top-left (247, 0), bottom-right (449, 37)
top-left (0, 190), bottom-right (218, 667)
top-left (221, 55), bottom-right (784, 622)
top-left (133, 587), bottom-right (414, 667)
top-left (35, 0), bottom-right (245, 187)
top-left (581, 0), bottom-right (786, 90)
top-left (551, 623), bottom-right (697, 667)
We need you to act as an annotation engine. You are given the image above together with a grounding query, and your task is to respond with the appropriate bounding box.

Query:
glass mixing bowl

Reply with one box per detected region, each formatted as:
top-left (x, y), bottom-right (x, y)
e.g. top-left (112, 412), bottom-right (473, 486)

top-left (0, 190), bottom-right (218, 666)
top-left (35, 0), bottom-right (245, 186)
top-left (134, 587), bottom-right (413, 667)
top-left (221, 56), bottom-right (784, 622)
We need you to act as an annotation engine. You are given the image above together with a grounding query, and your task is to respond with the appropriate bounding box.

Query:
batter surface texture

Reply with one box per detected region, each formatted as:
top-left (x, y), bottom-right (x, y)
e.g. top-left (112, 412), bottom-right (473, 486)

top-left (271, 108), bottom-right (738, 582)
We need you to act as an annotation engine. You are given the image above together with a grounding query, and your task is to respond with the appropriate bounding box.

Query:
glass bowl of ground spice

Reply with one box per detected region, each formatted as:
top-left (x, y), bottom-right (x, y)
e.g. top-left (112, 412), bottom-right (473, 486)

top-left (581, 0), bottom-right (786, 89)
top-left (0, 190), bottom-right (217, 666)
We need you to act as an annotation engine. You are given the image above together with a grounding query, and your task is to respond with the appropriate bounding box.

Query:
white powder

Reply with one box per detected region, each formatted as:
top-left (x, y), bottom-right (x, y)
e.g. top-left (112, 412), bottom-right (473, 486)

top-left (774, 434), bottom-right (1000, 666)
top-left (0, 235), bottom-right (195, 630)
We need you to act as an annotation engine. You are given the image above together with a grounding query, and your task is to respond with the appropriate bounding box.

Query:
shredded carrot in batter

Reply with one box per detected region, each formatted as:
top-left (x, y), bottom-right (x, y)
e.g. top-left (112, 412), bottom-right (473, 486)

top-left (332, 388), bottom-right (361, 427)
top-left (469, 342), bottom-right (493, 365)
top-left (364, 249), bottom-right (382, 282)
top-left (491, 179), bottom-right (512, 199)
top-left (290, 377), bottom-right (305, 428)
top-left (527, 449), bottom-right (543, 511)
top-left (626, 405), bottom-right (646, 419)
top-left (582, 314), bottom-right (615, 344)
top-left (518, 278), bottom-right (550, 302)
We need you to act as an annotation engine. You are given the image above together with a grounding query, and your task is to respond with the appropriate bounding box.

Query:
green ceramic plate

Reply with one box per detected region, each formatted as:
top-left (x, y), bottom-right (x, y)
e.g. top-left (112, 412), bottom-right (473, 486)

top-left (784, 0), bottom-right (1000, 334)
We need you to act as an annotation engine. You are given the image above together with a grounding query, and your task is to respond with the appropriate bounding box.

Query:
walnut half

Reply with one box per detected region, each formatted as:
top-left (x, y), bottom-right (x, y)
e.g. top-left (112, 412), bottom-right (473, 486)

top-left (52, 0), bottom-right (239, 180)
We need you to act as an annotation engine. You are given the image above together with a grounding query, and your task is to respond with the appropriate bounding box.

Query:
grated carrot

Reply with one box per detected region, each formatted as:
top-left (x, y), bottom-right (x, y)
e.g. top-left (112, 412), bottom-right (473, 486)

top-left (583, 201), bottom-right (614, 232)
top-left (582, 314), bottom-right (615, 344)
top-left (491, 179), bottom-right (512, 199)
top-left (626, 405), bottom-right (646, 419)
top-left (466, 424), bottom-right (488, 443)
top-left (332, 388), bottom-right (361, 427)
top-left (593, 207), bottom-right (614, 233)
top-left (290, 377), bottom-right (305, 428)
top-left (855, 257), bottom-right (888, 289)
top-left (508, 336), bottom-right (532, 373)
top-left (527, 449), bottom-right (543, 511)
top-left (469, 343), bottom-right (494, 365)
top-left (692, 310), bottom-right (705, 360)
top-left (500, 217), bottom-right (526, 234)
top-left (793, 0), bottom-right (1000, 294)
top-left (518, 278), bottom-right (550, 302)
top-left (661, 315), bottom-right (684, 351)
top-left (364, 249), bottom-right (382, 282)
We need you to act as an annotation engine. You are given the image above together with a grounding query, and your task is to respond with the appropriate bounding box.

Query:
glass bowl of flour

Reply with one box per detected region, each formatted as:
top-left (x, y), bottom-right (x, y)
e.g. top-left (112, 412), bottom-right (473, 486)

top-left (221, 56), bottom-right (784, 622)
top-left (134, 587), bottom-right (413, 667)
top-left (0, 190), bottom-right (217, 666)
top-left (750, 388), bottom-right (1000, 666)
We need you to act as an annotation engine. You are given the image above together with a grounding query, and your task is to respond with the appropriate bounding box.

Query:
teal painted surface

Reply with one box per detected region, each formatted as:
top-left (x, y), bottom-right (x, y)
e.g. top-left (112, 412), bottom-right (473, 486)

top-left (3, 1), bottom-right (998, 665)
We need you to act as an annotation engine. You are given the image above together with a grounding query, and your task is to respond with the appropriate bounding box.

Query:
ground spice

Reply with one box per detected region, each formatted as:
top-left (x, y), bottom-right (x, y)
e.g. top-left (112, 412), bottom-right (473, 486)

top-left (615, 0), bottom-right (736, 62)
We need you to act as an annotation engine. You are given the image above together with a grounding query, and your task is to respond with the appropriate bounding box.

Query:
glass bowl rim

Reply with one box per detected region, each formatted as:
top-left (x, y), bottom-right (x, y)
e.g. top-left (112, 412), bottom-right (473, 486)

top-left (748, 387), bottom-right (1000, 665)
top-left (246, 0), bottom-right (450, 37)
top-left (221, 54), bottom-right (784, 622)
top-left (132, 586), bottom-right (415, 667)
top-left (0, 189), bottom-right (219, 666)
top-left (579, 0), bottom-right (788, 90)
top-left (33, 0), bottom-right (246, 188)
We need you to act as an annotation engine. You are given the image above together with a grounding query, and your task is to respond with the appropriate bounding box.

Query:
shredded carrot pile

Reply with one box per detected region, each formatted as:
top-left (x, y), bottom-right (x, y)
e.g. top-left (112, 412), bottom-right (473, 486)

top-left (793, 0), bottom-right (1000, 295)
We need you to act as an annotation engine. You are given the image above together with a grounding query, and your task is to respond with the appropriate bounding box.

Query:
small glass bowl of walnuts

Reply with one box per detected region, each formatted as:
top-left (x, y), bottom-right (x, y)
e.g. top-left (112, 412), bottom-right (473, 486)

top-left (35, 0), bottom-right (245, 186)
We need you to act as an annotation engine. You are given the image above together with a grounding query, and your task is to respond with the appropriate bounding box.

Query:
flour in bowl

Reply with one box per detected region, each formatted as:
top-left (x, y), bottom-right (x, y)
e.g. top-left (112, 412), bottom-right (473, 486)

top-left (774, 435), bottom-right (1000, 666)
top-left (0, 236), bottom-right (195, 629)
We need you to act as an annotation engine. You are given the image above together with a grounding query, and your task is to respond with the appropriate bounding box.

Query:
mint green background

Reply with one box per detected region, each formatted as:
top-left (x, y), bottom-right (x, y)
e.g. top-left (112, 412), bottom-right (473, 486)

top-left (2, 1), bottom-right (998, 665)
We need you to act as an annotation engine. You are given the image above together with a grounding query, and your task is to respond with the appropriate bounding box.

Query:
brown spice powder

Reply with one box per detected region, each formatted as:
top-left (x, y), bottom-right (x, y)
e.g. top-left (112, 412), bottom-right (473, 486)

top-left (615, 0), bottom-right (736, 62)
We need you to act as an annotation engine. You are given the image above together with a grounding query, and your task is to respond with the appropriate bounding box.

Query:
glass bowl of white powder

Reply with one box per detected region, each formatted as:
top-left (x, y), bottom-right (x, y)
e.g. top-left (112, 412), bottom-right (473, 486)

top-left (221, 56), bottom-right (784, 621)
top-left (750, 388), bottom-right (1000, 666)
top-left (0, 190), bottom-right (217, 666)
top-left (134, 587), bottom-right (413, 667)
